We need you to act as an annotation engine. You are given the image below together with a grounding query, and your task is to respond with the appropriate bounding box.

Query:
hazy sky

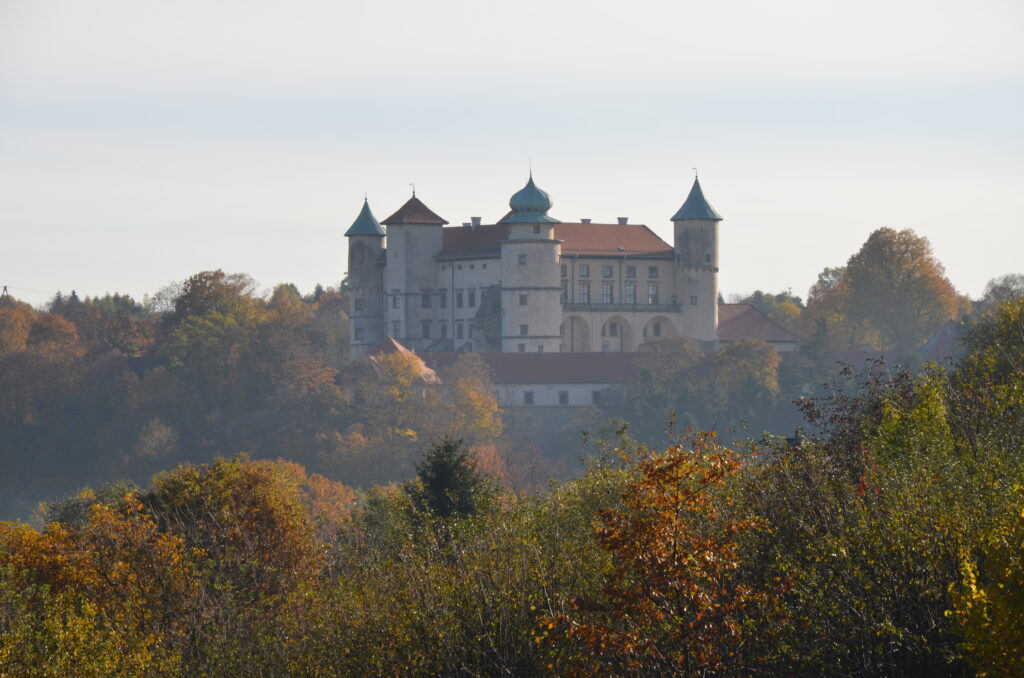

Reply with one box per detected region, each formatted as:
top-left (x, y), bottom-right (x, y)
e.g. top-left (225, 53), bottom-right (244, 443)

top-left (2, 0), bottom-right (1022, 307)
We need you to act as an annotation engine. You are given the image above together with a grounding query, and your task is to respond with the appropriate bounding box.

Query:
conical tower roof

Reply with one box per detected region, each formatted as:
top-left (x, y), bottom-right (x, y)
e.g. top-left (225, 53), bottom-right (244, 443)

top-left (344, 198), bottom-right (385, 237)
top-left (671, 177), bottom-right (722, 221)
top-left (381, 194), bottom-right (448, 226)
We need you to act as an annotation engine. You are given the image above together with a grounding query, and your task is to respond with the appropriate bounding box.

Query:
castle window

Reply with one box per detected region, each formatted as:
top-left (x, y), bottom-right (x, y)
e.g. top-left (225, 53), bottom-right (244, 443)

top-left (592, 390), bottom-right (602, 405)
top-left (537, 345), bottom-right (544, 353)
top-left (579, 282), bottom-right (590, 303)
top-left (559, 391), bottom-right (569, 405)
top-left (626, 265), bottom-right (636, 278)
top-left (392, 294), bottom-right (399, 309)
top-left (625, 281), bottom-right (636, 304)
top-left (561, 264), bottom-right (567, 278)
top-left (456, 291), bottom-right (464, 308)
top-left (519, 294), bottom-right (528, 306)
top-left (354, 327), bottom-right (363, 341)
top-left (561, 281), bottom-right (568, 303)
top-left (470, 264), bottom-right (475, 269)
top-left (608, 322), bottom-right (618, 337)
top-left (392, 321), bottom-right (400, 336)
top-left (533, 225), bottom-right (541, 234)
top-left (440, 323), bottom-right (448, 338)
top-left (704, 253), bottom-right (711, 264)
top-left (354, 298), bottom-right (364, 312)
top-left (648, 266), bottom-right (659, 279)
top-left (523, 390), bottom-right (534, 405)
top-left (602, 265), bottom-right (613, 278)
top-left (653, 322), bottom-right (662, 337)
top-left (482, 263), bottom-right (487, 269)
top-left (602, 282), bottom-right (613, 304)
top-left (520, 324), bottom-right (528, 336)
top-left (456, 323), bottom-right (464, 339)
top-left (690, 295), bottom-right (698, 306)
top-left (518, 254), bottom-right (527, 265)
top-left (518, 343), bottom-right (526, 353)
top-left (648, 284), bottom-right (659, 305)
top-left (468, 289), bottom-right (476, 307)
top-left (422, 321), bottom-right (431, 338)
top-left (579, 264), bottom-right (590, 277)
top-left (560, 323), bottom-right (564, 337)
top-left (421, 292), bottom-right (432, 309)
top-left (439, 292), bottom-right (447, 309)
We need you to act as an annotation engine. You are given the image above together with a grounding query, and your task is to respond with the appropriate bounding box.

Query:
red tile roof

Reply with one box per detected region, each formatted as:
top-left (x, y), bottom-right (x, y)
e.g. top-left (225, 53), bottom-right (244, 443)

top-left (556, 223), bottom-right (673, 256)
top-left (424, 352), bottom-right (639, 384)
top-left (436, 222), bottom-right (672, 259)
top-left (381, 196), bottom-right (448, 226)
top-left (717, 304), bottom-right (798, 344)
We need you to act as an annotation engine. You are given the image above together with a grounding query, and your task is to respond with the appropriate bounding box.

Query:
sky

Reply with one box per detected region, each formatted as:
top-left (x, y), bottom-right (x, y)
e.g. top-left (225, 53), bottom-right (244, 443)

top-left (1, 0), bottom-right (1022, 307)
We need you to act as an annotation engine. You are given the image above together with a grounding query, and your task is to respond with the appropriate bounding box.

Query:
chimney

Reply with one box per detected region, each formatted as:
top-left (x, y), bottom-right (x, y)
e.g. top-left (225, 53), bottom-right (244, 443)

top-left (617, 217), bottom-right (628, 225)
top-left (580, 218), bottom-right (592, 224)
top-left (470, 216), bottom-right (482, 229)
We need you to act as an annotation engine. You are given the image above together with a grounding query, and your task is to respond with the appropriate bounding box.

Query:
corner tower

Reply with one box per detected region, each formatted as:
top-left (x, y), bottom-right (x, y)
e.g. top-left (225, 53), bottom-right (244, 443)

top-left (498, 175), bottom-right (563, 353)
top-left (381, 193), bottom-right (448, 352)
top-left (345, 199), bottom-right (386, 357)
top-left (672, 177), bottom-right (722, 342)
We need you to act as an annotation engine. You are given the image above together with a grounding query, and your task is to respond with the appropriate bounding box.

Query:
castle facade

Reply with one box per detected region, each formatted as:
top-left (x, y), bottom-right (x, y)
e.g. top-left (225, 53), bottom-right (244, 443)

top-left (345, 176), bottom-right (722, 357)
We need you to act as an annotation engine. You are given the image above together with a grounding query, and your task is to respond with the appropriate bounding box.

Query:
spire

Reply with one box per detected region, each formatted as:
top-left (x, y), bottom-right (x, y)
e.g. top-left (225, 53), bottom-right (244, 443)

top-left (671, 177), bottom-right (722, 221)
top-left (500, 174), bottom-right (560, 224)
top-left (344, 198), bottom-right (385, 237)
top-left (381, 195), bottom-right (448, 226)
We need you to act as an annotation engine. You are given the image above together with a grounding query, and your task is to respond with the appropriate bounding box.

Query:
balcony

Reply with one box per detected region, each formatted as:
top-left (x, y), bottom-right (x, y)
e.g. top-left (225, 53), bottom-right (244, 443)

top-left (562, 301), bottom-right (680, 313)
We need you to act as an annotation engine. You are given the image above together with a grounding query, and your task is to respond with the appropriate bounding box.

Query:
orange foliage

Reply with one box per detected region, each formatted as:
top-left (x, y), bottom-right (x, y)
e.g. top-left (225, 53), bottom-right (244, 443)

top-left (545, 433), bottom-right (778, 676)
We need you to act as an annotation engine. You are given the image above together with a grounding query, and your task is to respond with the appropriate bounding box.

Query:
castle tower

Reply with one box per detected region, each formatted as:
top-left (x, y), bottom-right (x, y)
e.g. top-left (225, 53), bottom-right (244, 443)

top-left (380, 193), bottom-right (448, 352)
top-left (672, 177), bottom-right (722, 342)
top-left (499, 175), bottom-right (563, 353)
top-left (345, 199), bottom-right (386, 357)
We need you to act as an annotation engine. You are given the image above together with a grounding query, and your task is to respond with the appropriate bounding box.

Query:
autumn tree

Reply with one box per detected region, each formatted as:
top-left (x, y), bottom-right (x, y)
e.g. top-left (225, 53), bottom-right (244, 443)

top-left (545, 433), bottom-right (776, 676)
top-left (805, 228), bottom-right (959, 355)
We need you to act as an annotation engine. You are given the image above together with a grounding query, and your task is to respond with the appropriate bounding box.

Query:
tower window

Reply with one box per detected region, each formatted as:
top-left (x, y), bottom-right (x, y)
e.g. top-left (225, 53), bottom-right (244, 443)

top-left (625, 281), bottom-right (636, 304)
top-left (354, 327), bottom-right (363, 341)
top-left (648, 266), bottom-right (659, 279)
top-left (561, 281), bottom-right (568, 303)
top-left (579, 282), bottom-right (590, 303)
top-left (456, 291), bottom-right (464, 308)
top-left (602, 282), bottom-right (613, 304)
top-left (690, 295), bottom-right (698, 306)
top-left (520, 324), bottom-right (529, 336)
top-left (602, 265), bottom-right (613, 278)
top-left (533, 225), bottom-right (541, 234)
top-left (518, 254), bottom-right (528, 265)
top-left (468, 289), bottom-right (476, 307)
top-left (456, 323), bottom-right (464, 339)
top-left (439, 292), bottom-right (447, 309)
top-left (579, 264), bottom-right (590, 277)
top-left (392, 321), bottom-right (400, 336)
top-left (519, 294), bottom-right (528, 306)
top-left (354, 298), bottom-right (364, 312)
top-left (626, 265), bottom-right (636, 278)
top-left (421, 292), bottom-right (432, 309)
top-left (392, 294), bottom-right (399, 309)
top-left (648, 284), bottom-right (659, 305)
top-left (422, 321), bottom-right (431, 338)
top-left (561, 264), bottom-right (567, 278)
top-left (704, 253), bottom-right (712, 264)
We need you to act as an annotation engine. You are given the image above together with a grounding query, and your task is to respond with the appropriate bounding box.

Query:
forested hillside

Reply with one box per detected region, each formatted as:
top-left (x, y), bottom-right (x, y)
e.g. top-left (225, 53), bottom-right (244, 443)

top-left (1, 297), bottom-right (1022, 676)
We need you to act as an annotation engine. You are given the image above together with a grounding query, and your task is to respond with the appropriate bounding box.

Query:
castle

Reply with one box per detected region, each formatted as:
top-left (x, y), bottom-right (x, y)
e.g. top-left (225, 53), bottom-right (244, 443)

top-left (345, 175), bottom-right (723, 358)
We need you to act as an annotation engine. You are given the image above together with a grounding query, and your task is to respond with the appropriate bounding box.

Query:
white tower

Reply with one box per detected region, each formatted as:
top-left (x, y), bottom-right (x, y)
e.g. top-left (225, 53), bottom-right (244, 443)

top-left (499, 175), bottom-right (563, 353)
top-left (672, 177), bottom-right (722, 343)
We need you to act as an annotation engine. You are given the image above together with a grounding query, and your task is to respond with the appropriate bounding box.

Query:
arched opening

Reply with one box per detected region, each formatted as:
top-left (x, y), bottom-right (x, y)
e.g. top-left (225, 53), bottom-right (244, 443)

top-left (566, 315), bottom-right (591, 352)
top-left (601, 316), bottom-right (634, 352)
top-left (642, 315), bottom-right (677, 344)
